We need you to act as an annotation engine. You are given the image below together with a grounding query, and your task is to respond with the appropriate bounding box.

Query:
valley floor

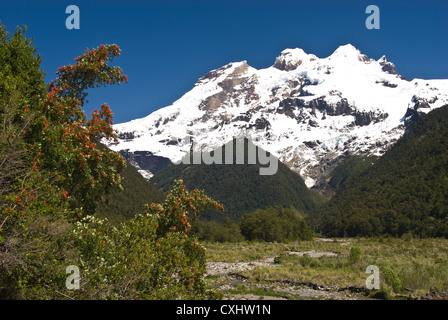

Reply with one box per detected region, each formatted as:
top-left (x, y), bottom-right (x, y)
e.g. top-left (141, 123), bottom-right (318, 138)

top-left (203, 237), bottom-right (448, 300)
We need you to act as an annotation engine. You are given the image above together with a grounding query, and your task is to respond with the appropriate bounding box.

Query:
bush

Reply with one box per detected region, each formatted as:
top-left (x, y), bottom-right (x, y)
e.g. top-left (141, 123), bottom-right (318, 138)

top-left (349, 246), bottom-right (363, 264)
top-left (239, 206), bottom-right (314, 242)
top-left (191, 218), bottom-right (244, 242)
top-left (69, 180), bottom-right (223, 299)
top-left (382, 266), bottom-right (402, 293)
top-left (370, 290), bottom-right (393, 300)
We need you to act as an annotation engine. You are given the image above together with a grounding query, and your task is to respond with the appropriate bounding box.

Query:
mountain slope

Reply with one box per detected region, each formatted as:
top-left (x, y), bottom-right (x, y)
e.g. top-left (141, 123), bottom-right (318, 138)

top-left (324, 155), bottom-right (377, 197)
top-left (309, 105), bottom-right (448, 238)
top-left (95, 160), bottom-right (164, 225)
top-left (150, 139), bottom-right (322, 222)
top-left (106, 44), bottom-right (448, 190)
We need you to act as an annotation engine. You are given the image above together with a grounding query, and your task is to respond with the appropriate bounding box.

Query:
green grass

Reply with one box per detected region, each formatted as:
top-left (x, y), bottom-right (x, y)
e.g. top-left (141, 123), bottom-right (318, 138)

top-left (203, 237), bottom-right (448, 299)
top-left (204, 239), bottom-right (352, 262)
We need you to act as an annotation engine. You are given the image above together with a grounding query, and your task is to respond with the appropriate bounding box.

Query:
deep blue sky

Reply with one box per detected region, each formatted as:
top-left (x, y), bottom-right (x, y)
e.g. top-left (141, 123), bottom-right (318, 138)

top-left (1, 0), bottom-right (447, 123)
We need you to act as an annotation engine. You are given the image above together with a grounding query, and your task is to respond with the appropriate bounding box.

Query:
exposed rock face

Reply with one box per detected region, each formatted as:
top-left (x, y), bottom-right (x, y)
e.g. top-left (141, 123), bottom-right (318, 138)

top-left (119, 150), bottom-right (172, 178)
top-left (354, 111), bottom-right (389, 126)
top-left (107, 44), bottom-right (448, 188)
top-left (273, 48), bottom-right (317, 71)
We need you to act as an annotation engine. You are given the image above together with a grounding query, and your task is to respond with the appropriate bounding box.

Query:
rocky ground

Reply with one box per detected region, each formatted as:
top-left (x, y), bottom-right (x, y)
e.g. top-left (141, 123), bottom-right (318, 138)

top-left (205, 247), bottom-right (372, 300)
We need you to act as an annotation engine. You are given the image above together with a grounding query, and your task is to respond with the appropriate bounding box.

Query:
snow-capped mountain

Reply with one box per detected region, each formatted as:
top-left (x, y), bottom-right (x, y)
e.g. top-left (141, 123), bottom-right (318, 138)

top-left (106, 44), bottom-right (448, 189)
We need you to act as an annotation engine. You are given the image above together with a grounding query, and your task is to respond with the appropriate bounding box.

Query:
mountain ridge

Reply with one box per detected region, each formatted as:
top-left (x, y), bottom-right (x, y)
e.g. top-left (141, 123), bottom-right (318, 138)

top-left (105, 44), bottom-right (448, 190)
top-left (150, 138), bottom-right (321, 222)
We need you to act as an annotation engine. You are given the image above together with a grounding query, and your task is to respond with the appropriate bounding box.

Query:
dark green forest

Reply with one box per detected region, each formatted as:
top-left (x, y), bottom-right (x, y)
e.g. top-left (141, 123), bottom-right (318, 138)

top-left (150, 138), bottom-right (322, 223)
top-left (95, 158), bottom-right (164, 225)
top-left (310, 105), bottom-right (448, 238)
top-left (327, 155), bottom-right (377, 193)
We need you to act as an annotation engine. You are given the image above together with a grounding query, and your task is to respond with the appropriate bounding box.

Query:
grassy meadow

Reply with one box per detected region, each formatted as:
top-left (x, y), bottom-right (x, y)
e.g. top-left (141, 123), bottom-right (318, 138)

top-left (203, 237), bottom-right (448, 300)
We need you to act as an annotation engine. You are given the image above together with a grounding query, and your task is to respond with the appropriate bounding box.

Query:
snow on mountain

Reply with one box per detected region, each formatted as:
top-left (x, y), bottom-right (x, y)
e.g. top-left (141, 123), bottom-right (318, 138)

top-left (106, 44), bottom-right (448, 189)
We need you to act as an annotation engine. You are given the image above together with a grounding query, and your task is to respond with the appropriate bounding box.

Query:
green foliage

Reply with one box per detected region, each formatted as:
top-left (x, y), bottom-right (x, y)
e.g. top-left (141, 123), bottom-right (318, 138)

top-left (191, 218), bottom-right (244, 242)
top-left (67, 180), bottom-right (223, 299)
top-left (0, 22), bottom-right (179, 300)
top-left (1, 178), bottom-right (223, 299)
top-left (382, 266), bottom-right (403, 293)
top-left (348, 246), bottom-right (362, 264)
top-left (239, 206), bottom-right (314, 242)
top-left (0, 211), bottom-right (74, 299)
top-left (95, 159), bottom-right (164, 225)
top-left (0, 23), bottom-right (47, 217)
top-left (311, 105), bottom-right (448, 238)
top-left (0, 24), bottom-right (75, 299)
top-left (32, 43), bottom-right (128, 216)
top-left (1, 32), bottom-right (129, 226)
top-left (370, 290), bottom-right (393, 300)
top-left (151, 139), bottom-right (322, 222)
top-left (0, 22), bottom-right (224, 300)
top-left (328, 156), bottom-right (376, 191)
top-left (0, 23), bottom-right (46, 109)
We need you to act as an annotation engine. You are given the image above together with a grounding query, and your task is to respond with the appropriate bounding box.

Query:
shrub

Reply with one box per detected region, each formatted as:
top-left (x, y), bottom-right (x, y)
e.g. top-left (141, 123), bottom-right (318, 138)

top-left (349, 246), bottom-right (363, 264)
top-left (370, 290), bottom-right (393, 300)
top-left (239, 206), bottom-right (314, 242)
top-left (191, 218), bottom-right (244, 242)
top-left (382, 266), bottom-right (402, 293)
top-left (68, 180), bottom-right (224, 299)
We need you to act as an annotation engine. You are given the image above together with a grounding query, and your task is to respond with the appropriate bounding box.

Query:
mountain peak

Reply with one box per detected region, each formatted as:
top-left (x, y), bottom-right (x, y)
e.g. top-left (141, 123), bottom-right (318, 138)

top-left (109, 44), bottom-right (448, 189)
top-left (273, 48), bottom-right (317, 71)
top-left (377, 55), bottom-right (402, 77)
top-left (328, 43), bottom-right (363, 59)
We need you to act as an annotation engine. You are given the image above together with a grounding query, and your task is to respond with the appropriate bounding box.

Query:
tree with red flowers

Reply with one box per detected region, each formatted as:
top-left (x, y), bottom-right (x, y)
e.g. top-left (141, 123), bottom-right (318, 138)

top-left (1, 41), bottom-right (129, 221)
top-left (0, 23), bottom-right (129, 299)
top-left (1, 23), bottom-right (224, 300)
top-left (30, 43), bottom-right (129, 216)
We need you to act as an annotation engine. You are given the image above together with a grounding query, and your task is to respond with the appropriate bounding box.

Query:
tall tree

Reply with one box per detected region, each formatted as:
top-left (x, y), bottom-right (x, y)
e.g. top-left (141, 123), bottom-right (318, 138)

top-left (0, 23), bottom-right (46, 220)
top-left (0, 22), bottom-right (129, 299)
